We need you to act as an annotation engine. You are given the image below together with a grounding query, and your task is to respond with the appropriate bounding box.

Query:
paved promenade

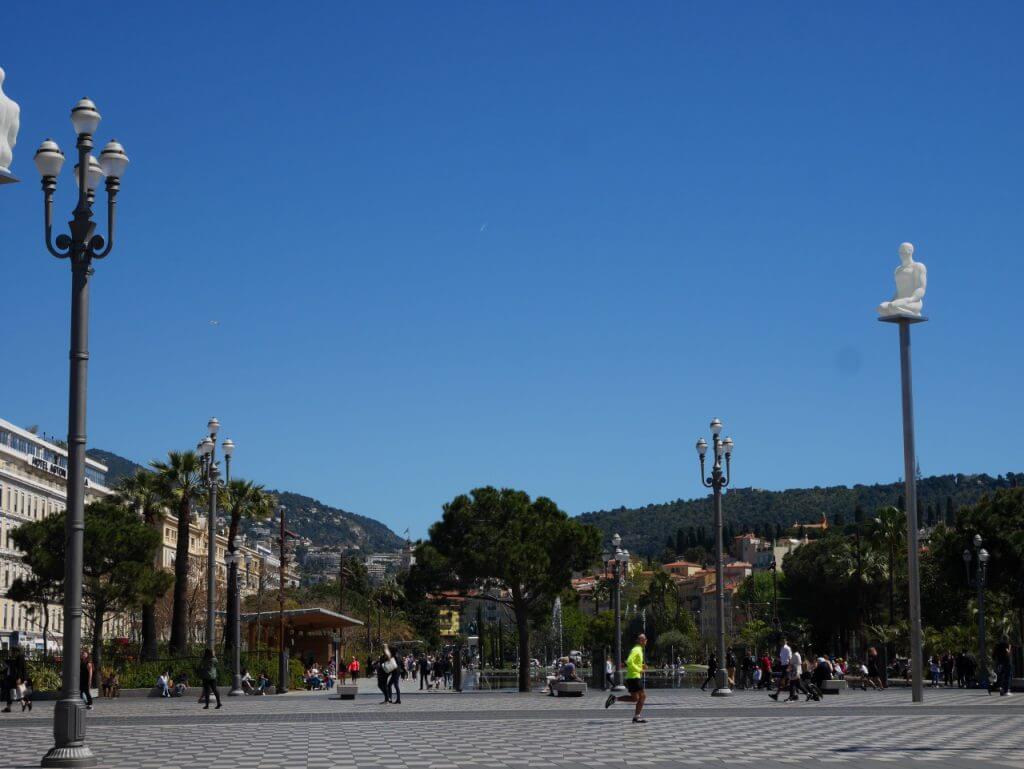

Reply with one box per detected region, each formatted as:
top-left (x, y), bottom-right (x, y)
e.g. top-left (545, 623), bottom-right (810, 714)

top-left (0, 683), bottom-right (1019, 768)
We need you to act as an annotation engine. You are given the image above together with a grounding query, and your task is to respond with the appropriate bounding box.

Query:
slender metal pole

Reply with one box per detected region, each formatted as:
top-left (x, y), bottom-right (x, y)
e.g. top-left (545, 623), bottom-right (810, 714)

top-left (897, 319), bottom-right (925, 703)
top-left (976, 563), bottom-right (988, 689)
top-left (712, 469), bottom-right (731, 695)
top-left (229, 558), bottom-right (243, 695)
top-left (613, 561), bottom-right (623, 689)
top-left (206, 442), bottom-right (218, 651)
top-left (44, 260), bottom-right (98, 767)
top-left (278, 511), bottom-right (288, 693)
top-left (43, 134), bottom-right (99, 769)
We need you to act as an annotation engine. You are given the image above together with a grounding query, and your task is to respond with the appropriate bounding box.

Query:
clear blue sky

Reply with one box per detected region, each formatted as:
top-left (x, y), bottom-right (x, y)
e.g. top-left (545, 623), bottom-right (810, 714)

top-left (2, 1), bottom-right (1021, 539)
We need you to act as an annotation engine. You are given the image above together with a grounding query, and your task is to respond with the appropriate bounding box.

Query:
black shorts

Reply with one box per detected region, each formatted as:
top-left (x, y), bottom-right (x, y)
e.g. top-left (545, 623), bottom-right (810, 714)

top-left (625, 678), bottom-right (644, 693)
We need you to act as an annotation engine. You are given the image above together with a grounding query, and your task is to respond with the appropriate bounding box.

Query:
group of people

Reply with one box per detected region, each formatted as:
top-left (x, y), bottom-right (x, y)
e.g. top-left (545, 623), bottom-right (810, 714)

top-left (413, 650), bottom-right (456, 690)
top-left (543, 656), bottom-right (583, 694)
top-left (302, 661), bottom-right (335, 690)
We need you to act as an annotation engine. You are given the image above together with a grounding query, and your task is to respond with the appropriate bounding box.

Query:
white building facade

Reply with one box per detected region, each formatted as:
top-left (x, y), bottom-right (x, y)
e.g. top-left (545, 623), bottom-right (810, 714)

top-left (0, 418), bottom-right (112, 651)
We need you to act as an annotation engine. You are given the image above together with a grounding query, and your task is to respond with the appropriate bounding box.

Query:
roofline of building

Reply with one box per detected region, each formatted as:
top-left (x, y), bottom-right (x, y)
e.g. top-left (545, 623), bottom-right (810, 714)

top-left (0, 417), bottom-right (108, 473)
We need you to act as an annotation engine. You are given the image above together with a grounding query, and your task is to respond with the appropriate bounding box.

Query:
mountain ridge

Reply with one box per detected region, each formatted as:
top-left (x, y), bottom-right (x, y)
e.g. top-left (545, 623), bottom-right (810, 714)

top-left (86, 448), bottom-right (405, 553)
top-left (577, 471), bottom-right (1022, 556)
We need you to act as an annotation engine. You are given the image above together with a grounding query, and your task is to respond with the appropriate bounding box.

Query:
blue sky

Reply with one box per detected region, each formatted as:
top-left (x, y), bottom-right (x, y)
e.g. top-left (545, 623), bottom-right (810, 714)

top-left (2, 1), bottom-right (1022, 539)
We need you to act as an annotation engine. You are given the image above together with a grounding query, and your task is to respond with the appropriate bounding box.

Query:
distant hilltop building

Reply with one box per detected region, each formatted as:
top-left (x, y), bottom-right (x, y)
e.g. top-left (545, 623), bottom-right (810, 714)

top-left (793, 513), bottom-right (828, 533)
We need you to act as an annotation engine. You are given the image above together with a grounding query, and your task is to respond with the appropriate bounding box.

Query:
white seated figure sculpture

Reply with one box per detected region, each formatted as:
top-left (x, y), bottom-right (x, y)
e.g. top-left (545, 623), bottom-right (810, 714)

top-left (877, 242), bottom-right (926, 318)
top-left (0, 67), bottom-right (20, 180)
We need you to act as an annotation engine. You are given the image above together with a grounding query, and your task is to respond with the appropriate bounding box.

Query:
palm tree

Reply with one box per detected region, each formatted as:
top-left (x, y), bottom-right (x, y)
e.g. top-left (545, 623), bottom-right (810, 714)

top-left (220, 480), bottom-right (274, 651)
top-left (115, 469), bottom-right (165, 659)
top-left (152, 451), bottom-right (204, 657)
top-left (870, 506), bottom-right (906, 625)
top-left (374, 579), bottom-right (406, 645)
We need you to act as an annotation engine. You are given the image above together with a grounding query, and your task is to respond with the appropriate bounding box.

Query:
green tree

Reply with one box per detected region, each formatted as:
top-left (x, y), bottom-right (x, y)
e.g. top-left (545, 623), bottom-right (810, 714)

top-left (13, 500), bottom-right (172, 673)
top-left (220, 480), bottom-right (274, 651)
top-left (414, 487), bottom-right (601, 691)
top-left (115, 468), bottom-right (165, 659)
top-left (869, 506), bottom-right (906, 624)
top-left (152, 451), bottom-right (205, 657)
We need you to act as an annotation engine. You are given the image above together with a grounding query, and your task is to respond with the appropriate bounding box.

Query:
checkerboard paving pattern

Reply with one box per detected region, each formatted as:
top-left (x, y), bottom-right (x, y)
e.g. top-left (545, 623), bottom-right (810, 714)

top-left (0, 686), bottom-right (1018, 768)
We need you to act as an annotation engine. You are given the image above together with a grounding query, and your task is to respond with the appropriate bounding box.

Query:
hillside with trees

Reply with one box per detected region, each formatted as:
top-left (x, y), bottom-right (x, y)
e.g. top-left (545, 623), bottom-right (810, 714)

top-left (87, 448), bottom-right (405, 553)
top-left (578, 472), bottom-right (1024, 556)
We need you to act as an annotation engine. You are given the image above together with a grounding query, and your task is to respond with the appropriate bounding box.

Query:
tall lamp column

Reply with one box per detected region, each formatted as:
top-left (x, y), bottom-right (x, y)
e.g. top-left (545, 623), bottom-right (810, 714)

top-left (697, 418), bottom-right (734, 697)
top-left (36, 97), bottom-right (129, 769)
top-left (963, 535), bottom-right (990, 690)
top-left (606, 534), bottom-right (629, 692)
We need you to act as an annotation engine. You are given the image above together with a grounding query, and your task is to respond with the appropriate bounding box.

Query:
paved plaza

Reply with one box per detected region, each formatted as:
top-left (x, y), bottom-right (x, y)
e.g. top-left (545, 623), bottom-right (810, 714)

top-left (0, 684), bottom-right (1020, 768)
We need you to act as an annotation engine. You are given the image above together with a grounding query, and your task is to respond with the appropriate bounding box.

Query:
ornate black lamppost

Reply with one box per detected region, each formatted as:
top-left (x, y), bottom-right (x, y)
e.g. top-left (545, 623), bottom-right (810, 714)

top-left (35, 96), bottom-right (129, 768)
top-left (603, 533), bottom-right (629, 691)
top-left (197, 421), bottom-right (232, 652)
top-left (963, 534), bottom-right (990, 690)
top-left (696, 418), bottom-right (734, 697)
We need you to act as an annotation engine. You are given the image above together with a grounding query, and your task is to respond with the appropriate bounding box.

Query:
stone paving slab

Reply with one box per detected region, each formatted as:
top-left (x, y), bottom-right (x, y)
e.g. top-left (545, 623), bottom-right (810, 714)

top-left (0, 687), bottom-right (1018, 768)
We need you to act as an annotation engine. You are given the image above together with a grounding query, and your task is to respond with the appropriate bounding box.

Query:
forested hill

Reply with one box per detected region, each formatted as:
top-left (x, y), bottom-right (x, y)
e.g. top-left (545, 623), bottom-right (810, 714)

top-left (86, 449), bottom-right (405, 553)
top-left (578, 472), bottom-right (1023, 557)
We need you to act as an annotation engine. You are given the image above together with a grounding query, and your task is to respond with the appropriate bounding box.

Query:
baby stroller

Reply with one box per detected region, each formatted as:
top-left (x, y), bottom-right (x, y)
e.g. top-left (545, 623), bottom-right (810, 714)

top-left (803, 674), bottom-right (823, 701)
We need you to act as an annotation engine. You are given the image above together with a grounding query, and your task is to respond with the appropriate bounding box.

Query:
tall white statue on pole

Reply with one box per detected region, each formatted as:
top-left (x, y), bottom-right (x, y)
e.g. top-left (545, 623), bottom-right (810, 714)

top-left (0, 66), bottom-right (20, 183)
top-left (877, 242), bottom-right (926, 318)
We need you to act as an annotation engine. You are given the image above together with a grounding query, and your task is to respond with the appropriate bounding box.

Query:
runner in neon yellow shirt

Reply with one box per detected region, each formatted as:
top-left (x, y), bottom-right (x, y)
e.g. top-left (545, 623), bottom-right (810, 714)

top-left (605, 633), bottom-right (648, 723)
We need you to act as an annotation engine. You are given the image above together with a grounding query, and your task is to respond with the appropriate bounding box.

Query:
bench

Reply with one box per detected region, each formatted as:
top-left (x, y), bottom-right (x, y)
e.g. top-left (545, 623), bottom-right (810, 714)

top-left (551, 681), bottom-right (587, 697)
top-left (335, 685), bottom-right (358, 700)
top-left (821, 680), bottom-right (847, 694)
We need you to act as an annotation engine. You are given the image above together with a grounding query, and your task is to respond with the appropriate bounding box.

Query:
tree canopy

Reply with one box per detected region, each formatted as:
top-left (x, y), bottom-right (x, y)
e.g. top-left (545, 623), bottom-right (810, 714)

top-left (411, 486), bottom-right (601, 690)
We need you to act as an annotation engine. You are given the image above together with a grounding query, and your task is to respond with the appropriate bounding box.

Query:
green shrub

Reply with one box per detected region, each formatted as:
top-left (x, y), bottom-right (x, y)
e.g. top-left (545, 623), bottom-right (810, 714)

top-left (27, 660), bottom-right (61, 692)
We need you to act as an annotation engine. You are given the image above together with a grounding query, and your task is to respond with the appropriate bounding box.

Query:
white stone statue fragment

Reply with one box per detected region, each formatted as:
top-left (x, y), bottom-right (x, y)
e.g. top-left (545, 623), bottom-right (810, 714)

top-left (0, 66), bottom-right (20, 180)
top-left (877, 242), bottom-right (927, 318)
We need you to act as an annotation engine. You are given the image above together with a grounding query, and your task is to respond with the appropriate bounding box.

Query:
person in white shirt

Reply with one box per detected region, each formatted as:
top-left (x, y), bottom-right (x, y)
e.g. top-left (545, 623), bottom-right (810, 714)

top-left (769, 638), bottom-right (792, 700)
top-left (156, 671), bottom-right (170, 698)
top-left (786, 650), bottom-right (803, 701)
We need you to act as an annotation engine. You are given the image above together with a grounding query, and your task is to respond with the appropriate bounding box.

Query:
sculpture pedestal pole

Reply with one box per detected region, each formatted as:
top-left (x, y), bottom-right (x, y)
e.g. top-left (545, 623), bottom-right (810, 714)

top-left (880, 314), bottom-right (926, 704)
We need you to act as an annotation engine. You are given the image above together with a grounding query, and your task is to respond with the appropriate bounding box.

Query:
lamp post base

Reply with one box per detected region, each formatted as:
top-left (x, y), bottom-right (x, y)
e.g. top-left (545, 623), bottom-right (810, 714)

top-left (710, 669), bottom-right (732, 696)
top-left (41, 699), bottom-right (98, 767)
top-left (41, 746), bottom-right (99, 768)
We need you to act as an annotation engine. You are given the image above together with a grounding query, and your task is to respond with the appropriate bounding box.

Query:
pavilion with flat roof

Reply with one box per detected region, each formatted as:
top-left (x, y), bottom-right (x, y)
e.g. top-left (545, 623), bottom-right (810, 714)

top-left (242, 607), bottom-right (364, 666)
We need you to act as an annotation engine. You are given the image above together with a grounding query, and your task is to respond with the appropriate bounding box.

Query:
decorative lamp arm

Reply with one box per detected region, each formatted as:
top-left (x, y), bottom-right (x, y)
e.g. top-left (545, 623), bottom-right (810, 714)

top-left (700, 455), bottom-right (712, 488)
top-left (42, 179), bottom-right (70, 258)
top-left (90, 176), bottom-right (118, 259)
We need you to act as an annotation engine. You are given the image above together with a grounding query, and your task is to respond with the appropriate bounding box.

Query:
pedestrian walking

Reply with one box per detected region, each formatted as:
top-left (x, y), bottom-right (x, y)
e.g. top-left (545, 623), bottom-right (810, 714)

top-left (605, 633), bottom-right (648, 723)
top-left (1, 648), bottom-right (27, 713)
top-left (725, 648), bottom-right (737, 688)
top-left (994, 636), bottom-right (1014, 696)
top-left (79, 650), bottom-right (94, 710)
top-left (376, 651), bottom-right (393, 703)
top-left (383, 644), bottom-right (403, 704)
top-left (770, 637), bottom-right (791, 698)
top-left (700, 652), bottom-right (718, 692)
top-left (418, 654), bottom-right (430, 690)
top-left (198, 648), bottom-right (222, 709)
top-left (604, 656), bottom-right (614, 689)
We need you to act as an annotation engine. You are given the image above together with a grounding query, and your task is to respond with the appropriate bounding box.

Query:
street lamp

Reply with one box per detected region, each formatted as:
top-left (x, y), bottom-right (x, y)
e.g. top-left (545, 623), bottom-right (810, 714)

top-left (963, 535), bottom-right (990, 690)
top-left (277, 505), bottom-right (299, 693)
top-left (604, 534), bottom-right (629, 692)
top-left (696, 418), bottom-right (734, 697)
top-left (36, 95), bottom-right (128, 769)
top-left (196, 420), bottom-right (232, 653)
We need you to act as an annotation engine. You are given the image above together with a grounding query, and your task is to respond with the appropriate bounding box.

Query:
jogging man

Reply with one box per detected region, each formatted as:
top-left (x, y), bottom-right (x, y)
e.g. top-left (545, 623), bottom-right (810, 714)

top-left (605, 633), bottom-right (648, 723)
